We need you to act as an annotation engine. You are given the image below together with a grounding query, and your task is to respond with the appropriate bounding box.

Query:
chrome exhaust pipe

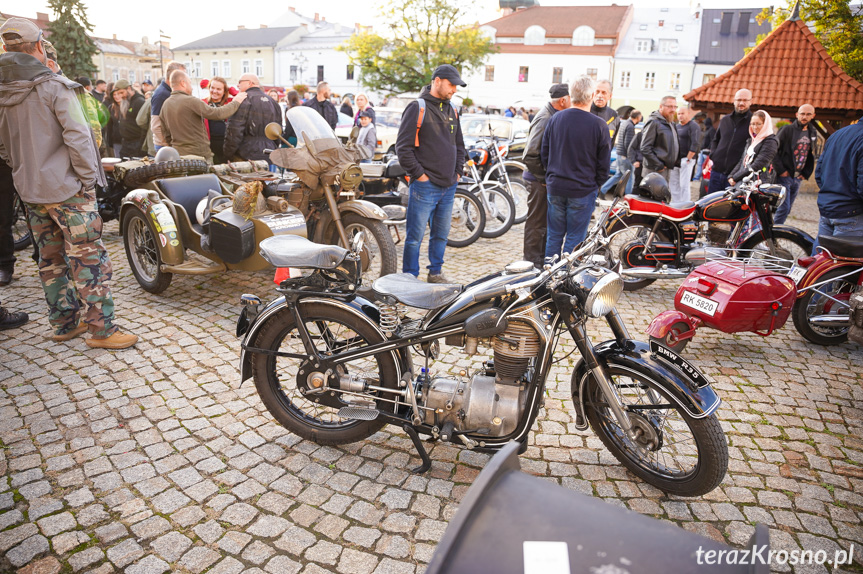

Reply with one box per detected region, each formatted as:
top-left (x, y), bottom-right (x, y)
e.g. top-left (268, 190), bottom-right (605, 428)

top-left (620, 266), bottom-right (690, 279)
top-left (808, 314), bottom-right (850, 327)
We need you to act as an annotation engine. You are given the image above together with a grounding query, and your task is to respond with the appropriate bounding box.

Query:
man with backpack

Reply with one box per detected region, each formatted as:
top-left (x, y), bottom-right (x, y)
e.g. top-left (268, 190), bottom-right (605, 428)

top-left (395, 64), bottom-right (466, 283)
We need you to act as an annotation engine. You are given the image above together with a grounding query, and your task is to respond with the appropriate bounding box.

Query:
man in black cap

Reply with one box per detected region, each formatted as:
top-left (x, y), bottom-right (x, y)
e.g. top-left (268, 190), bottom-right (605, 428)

top-left (395, 64), bottom-right (466, 283)
top-left (521, 83), bottom-right (570, 269)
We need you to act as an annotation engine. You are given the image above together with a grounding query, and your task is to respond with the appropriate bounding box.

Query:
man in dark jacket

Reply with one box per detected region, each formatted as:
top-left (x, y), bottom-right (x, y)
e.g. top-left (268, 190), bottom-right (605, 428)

top-left (521, 83), bottom-right (570, 268)
top-left (814, 118), bottom-right (863, 242)
top-left (773, 104), bottom-right (817, 224)
top-left (395, 64), bottom-right (466, 283)
top-left (303, 81), bottom-right (337, 129)
top-left (224, 74), bottom-right (282, 163)
top-left (707, 88), bottom-right (752, 193)
top-left (541, 76), bottom-right (610, 258)
top-left (113, 79), bottom-right (146, 157)
top-left (640, 96), bottom-right (679, 182)
top-left (590, 80), bottom-right (620, 145)
top-left (600, 110), bottom-right (641, 197)
top-left (669, 104), bottom-right (700, 203)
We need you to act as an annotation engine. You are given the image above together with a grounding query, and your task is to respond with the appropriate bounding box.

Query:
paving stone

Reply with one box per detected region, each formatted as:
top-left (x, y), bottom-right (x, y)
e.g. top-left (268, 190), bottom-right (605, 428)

top-left (208, 557), bottom-right (245, 574)
top-left (242, 540), bottom-right (276, 565)
top-left (315, 514), bottom-right (350, 539)
top-left (222, 502), bottom-right (259, 526)
top-left (76, 505), bottom-right (109, 527)
top-left (217, 531), bottom-right (252, 554)
top-left (106, 538), bottom-right (144, 568)
top-left (64, 487), bottom-right (95, 508)
top-left (376, 535), bottom-right (411, 559)
top-left (28, 497), bottom-right (63, 521)
top-left (151, 488), bottom-right (191, 513)
top-left (37, 511), bottom-right (76, 537)
top-left (247, 515), bottom-right (292, 538)
top-left (51, 530), bottom-right (90, 554)
top-left (16, 556), bottom-right (62, 574)
top-left (0, 523), bottom-right (39, 552)
top-left (126, 554), bottom-right (170, 574)
top-left (263, 555), bottom-right (302, 574)
top-left (337, 548), bottom-right (379, 574)
top-left (415, 519), bottom-right (447, 542)
top-left (274, 526), bottom-right (317, 556)
top-left (372, 558), bottom-right (415, 574)
top-left (151, 531), bottom-right (193, 562)
top-left (7, 534), bottom-right (50, 568)
top-left (95, 522), bottom-right (128, 543)
top-left (305, 540), bottom-right (343, 565)
top-left (344, 526), bottom-right (382, 548)
top-left (193, 520), bottom-right (225, 544)
top-left (171, 505), bottom-right (207, 527)
top-left (179, 546), bottom-right (221, 573)
top-left (67, 546), bottom-right (104, 572)
top-left (130, 515), bottom-right (171, 539)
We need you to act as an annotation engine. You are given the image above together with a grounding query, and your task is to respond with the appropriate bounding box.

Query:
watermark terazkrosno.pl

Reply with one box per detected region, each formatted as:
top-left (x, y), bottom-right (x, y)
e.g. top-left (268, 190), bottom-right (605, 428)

top-left (696, 544), bottom-right (855, 567)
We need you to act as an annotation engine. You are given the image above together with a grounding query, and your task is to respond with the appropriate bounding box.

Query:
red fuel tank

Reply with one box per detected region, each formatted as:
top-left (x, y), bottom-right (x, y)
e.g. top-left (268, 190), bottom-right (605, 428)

top-left (674, 261), bottom-right (796, 333)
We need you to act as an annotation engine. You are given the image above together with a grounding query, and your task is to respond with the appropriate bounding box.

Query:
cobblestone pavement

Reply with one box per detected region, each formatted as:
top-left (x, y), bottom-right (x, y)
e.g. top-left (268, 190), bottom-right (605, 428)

top-left (0, 185), bottom-right (861, 574)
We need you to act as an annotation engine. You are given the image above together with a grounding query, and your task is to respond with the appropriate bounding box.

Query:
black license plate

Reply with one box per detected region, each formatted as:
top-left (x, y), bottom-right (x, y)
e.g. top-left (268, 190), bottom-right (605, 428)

top-left (650, 340), bottom-right (707, 387)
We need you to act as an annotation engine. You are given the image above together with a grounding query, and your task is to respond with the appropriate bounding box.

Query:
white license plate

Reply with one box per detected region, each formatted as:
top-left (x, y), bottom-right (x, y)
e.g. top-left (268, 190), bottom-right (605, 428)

top-left (679, 291), bottom-right (719, 316)
top-left (788, 265), bottom-right (807, 285)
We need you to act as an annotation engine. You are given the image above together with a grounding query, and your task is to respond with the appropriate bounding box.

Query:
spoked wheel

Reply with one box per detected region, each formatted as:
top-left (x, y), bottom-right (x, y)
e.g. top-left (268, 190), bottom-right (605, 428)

top-left (122, 209), bottom-right (173, 293)
top-left (475, 183), bottom-right (515, 239)
top-left (792, 267), bottom-right (859, 345)
top-left (250, 302), bottom-right (400, 444)
top-left (447, 189), bottom-right (486, 248)
top-left (606, 223), bottom-right (669, 291)
top-left (649, 321), bottom-right (691, 354)
top-left (739, 229), bottom-right (813, 272)
top-left (12, 194), bottom-right (32, 251)
top-left (495, 174), bottom-right (529, 225)
top-left (331, 213), bottom-right (398, 283)
top-left (582, 362), bottom-right (727, 496)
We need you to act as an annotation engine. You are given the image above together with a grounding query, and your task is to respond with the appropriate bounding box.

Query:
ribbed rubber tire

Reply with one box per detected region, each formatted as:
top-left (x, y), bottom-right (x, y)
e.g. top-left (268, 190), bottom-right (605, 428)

top-left (122, 159), bottom-right (210, 188)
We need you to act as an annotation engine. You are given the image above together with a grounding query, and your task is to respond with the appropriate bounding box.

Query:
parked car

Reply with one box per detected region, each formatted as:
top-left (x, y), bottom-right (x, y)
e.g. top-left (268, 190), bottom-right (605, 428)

top-left (460, 114), bottom-right (531, 157)
top-left (334, 107), bottom-right (401, 160)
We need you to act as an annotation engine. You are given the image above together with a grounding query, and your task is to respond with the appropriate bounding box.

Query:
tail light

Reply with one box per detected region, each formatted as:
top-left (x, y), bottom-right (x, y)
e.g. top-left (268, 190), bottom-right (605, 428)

top-left (796, 256), bottom-right (816, 267)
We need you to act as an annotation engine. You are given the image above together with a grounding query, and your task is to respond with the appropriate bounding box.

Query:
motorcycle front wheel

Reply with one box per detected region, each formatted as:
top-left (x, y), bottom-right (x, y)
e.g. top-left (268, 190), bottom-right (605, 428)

top-left (582, 362), bottom-right (727, 497)
top-left (250, 302), bottom-right (400, 444)
top-left (12, 194), bottom-right (32, 251)
top-left (792, 267), bottom-right (859, 345)
top-left (331, 213), bottom-right (397, 283)
top-left (122, 209), bottom-right (173, 293)
top-left (475, 183), bottom-right (515, 239)
top-left (447, 189), bottom-right (486, 248)
top-left (493, 173), bottom-right (529, 225)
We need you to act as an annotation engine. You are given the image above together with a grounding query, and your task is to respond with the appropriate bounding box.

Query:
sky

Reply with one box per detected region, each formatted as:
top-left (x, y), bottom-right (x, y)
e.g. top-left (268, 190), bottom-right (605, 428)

top-left (8, 0), bottom-right (778, 48)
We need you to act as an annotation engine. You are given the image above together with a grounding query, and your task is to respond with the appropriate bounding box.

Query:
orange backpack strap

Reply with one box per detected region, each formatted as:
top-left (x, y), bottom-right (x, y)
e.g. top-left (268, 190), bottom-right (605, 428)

top-left (415, 98), bottom-right (426, 147)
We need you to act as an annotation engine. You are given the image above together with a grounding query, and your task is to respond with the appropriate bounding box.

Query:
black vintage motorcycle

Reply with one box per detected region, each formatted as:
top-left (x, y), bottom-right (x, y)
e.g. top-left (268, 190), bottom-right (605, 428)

top-left (236, 173), bottom-right (729, 497)
top-left (606, 173), bottom-right (814, 290)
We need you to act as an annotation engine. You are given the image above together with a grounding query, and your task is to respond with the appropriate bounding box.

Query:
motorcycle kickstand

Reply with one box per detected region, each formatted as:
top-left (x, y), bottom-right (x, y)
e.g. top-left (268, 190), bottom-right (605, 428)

top-left (403, 424), bottom-right (432, 474)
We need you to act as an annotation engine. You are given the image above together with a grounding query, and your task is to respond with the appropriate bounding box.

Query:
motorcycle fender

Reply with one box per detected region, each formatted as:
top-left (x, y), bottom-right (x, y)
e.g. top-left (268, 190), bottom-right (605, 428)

top-left (339, 199), bottom-right (388, 221)
top-left (647, 310), bottom-right (695, 339)
top-left (120, 190), bottom-right (184, 265)
top-left (795, 260), bottom-right (863, 299)
top-left (238, 295), bottom-right (411, 384)
top-left (571, 339), bottom-right (721, 421)
top-left (741, 224), bottom-right (815, 248)
top-left (483, 160), bottom-right (527, 181)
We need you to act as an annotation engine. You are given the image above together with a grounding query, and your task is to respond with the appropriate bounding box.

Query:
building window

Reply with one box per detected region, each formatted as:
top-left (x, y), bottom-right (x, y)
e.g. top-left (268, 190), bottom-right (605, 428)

top-left (518, 66), bottom-right (529, 82)
top-left (346, 64), bottom-right (354, 80)
top-left (702, 74), bottom-right (716, 85)
top-left (644, 72), bottom-right (655, 90)
top-left (711, 40), bottom-right (720, 47)
top-left (112, 69), bottom-right (119, 82)
top-left (317, 65), bottom-right (324, 84)
top-left (552, 67), bottom-right (562, 83)
top-left (193, 61), bottom-right (202, 79)
top-left (485, 65), bottom-right (495, 81)
top-left (183, 61), bottom-right (191, 73)
top-left (659, 39), bottom-right (679, 54)
top-left (636, 39), bottom-right (651, 53)
top-left (241, 60), bottom-right (250, 74)
top-left (211, 60), bottom-right (219, 77)
top-left (620, 70), bottom-right (631, 89)
top-left (290, 65), bottom-right (298, 83)
top-left (143, 72), bottom-right (151, 83)
top-left (129, 71), bottom-right (136, 83)
top-left (669, 72), bottom-right (681, 91)
top-left (572, 25), bottom-right (595, 46)
top-left (586, 68), bottom-right (597, 81)
top-left (222, 60), bottom-right (231, 78)
top-left (524, 25), bottom-right (546, 46)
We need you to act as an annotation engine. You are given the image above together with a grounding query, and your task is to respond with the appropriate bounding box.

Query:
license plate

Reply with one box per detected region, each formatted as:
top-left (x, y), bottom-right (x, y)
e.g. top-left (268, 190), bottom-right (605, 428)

top-left (788, 265), bottom-right (806, 284)
top-left (679, 291), bottom-right (718, 316)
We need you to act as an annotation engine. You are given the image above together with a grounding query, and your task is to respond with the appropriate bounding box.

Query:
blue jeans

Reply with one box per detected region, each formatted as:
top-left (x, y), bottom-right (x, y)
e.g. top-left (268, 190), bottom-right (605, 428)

top-left (707, 170), bottom-right (729, 195)
top-left (693, 151), bottom-right (707, 181)
top-left (813, 212), bottom-right (863, 253)
top-left (600, 157), bottom-right (634, 196)
top-left (403, 179), bottom-right (456, 276)
top-left (773, 175), bottom-right (801, 225)
top-left (545, 191), bottom-right (598, 259)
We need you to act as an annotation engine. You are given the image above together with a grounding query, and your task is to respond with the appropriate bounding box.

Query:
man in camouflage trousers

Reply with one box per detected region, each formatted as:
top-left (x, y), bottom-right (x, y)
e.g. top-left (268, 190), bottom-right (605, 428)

top-left (0, 17), bottom-right (137, 349)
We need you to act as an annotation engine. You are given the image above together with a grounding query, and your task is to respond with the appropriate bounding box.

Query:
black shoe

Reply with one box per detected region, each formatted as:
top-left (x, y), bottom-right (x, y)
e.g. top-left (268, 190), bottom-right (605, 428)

top-left (0, 308), bottom-right (28, 330)
top-left (0, 269), bottom-right (11, 286)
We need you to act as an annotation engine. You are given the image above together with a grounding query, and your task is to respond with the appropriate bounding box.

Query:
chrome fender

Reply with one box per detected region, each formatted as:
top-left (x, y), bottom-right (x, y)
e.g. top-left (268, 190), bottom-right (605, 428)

top-left (571, 339), bottom-right (721, 424)
top-left (647, 310), bottom-right (697, 339)
top-left (483, 160), bottom-right (528, 182)
top-left (120, 190), bottom-right (184, 265)
top-left (339, 199), bottom-right (388, 221)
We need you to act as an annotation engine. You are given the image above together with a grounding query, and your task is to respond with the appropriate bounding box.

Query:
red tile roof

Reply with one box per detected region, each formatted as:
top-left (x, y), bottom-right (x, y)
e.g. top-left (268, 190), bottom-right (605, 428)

top-left (483, 5), bottom-right (632, 38)
top-left (685, 18), bottom-right (863, 113)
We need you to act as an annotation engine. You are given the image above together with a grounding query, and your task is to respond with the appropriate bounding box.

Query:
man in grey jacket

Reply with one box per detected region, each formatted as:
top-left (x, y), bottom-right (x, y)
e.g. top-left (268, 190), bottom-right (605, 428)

top-left (521, 83), bottom-right (570, 268)
top-left (0, 17), bottom-right (137, 349)
top-left (640, 96), bottom-right (680, 183)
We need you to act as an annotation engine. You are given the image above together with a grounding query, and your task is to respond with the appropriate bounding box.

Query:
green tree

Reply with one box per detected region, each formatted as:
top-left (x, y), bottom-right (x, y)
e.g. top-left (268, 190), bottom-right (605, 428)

top-left (46, 0), bottom-right (98, 79)
top-left (753, 0), bottom-right (863, 82)
top-left (339, 0), bottom-right (496, 95)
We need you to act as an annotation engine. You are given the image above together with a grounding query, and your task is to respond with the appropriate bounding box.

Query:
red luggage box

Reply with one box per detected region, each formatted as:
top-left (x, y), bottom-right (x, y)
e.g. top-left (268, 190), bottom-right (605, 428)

top-left (675, 261), bottom-right (796, 333)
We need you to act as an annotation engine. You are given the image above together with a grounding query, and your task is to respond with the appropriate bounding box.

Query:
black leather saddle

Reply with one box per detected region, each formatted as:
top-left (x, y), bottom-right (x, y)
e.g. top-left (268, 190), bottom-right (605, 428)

top-left (156, 174), bottom-right (222, 219)
top-left (372, 273), bottom-right (463, 310)
top-left (259, 235), bottom-right (348, 269)
top-left (820, 235), bottom-right (863, 259)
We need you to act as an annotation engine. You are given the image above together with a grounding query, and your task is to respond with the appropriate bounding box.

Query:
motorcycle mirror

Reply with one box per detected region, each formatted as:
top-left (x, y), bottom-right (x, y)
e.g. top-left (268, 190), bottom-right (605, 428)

top-left (349, 126), bottom-right (360, 142)
top-left (265, 123), bottom-right (294, 148)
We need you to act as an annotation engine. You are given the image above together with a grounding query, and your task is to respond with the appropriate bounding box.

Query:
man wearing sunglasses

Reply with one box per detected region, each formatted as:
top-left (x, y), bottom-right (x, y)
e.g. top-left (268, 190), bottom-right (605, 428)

top-left (0, 17), bottom-right (137, 349)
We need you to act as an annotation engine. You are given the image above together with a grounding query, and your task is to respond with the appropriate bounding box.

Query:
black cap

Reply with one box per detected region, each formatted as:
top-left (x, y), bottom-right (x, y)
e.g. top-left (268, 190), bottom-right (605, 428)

top-left (358, 109), bottom-right (373, 118)
top-left (549, 83), bottom-right (569, 99)
top-left (142, 79), bottom-right (153, 85)
top-left (432, 64), bottom-right (466, 87)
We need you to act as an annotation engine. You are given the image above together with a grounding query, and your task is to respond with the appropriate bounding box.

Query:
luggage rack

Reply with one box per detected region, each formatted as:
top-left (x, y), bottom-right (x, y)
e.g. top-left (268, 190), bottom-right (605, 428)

top-left (696, 247), bottom-right (797, 276)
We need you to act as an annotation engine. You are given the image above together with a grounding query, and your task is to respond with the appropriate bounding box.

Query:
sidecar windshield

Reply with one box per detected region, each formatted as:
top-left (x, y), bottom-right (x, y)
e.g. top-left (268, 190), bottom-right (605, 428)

top-left (287, 106), bottom-right (339, 145)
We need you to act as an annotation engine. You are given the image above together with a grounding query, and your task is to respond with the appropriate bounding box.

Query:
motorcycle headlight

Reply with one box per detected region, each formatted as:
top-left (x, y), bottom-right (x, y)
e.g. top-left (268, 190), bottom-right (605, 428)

top-left (568, 267), bottom-right (624, 318)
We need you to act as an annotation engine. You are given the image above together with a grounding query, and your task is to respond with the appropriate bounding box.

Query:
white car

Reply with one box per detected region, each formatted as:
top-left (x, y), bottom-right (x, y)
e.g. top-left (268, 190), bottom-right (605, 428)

top-left (335, 107), bottom-right (402, 160)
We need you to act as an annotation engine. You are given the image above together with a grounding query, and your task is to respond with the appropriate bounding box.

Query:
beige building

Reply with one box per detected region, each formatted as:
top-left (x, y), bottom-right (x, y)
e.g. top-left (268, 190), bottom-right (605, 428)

top-left (92, 35), bottom-right (172, 85)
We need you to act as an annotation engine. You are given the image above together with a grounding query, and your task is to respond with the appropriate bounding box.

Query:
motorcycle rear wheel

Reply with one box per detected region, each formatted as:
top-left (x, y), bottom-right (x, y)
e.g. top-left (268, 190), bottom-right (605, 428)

top-left (739, 228), bottom-right (812, 271)
top-left (330, 213), bottom-right (398, 284)
top-left (495, 174), bottom-right (528, 225)
top-left (583, 362), bottom-right (727, 497)
top-left (792, 267), bottom-right (859, 345)
top-left (122, 209), bottom-right (173, 293)
top-left (606, 223), bottom-right (672, 291)
top-left (448, 189), bottom-right (486, 248)
top-left (250, 302), bottom-right (399, 444)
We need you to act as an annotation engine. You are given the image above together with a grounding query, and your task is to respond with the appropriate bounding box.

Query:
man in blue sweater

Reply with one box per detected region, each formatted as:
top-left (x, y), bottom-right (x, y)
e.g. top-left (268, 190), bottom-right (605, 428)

top-left (815, 117), bottom-right (863, 240)
top-left (540, 76), bottom-right (611, 259)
